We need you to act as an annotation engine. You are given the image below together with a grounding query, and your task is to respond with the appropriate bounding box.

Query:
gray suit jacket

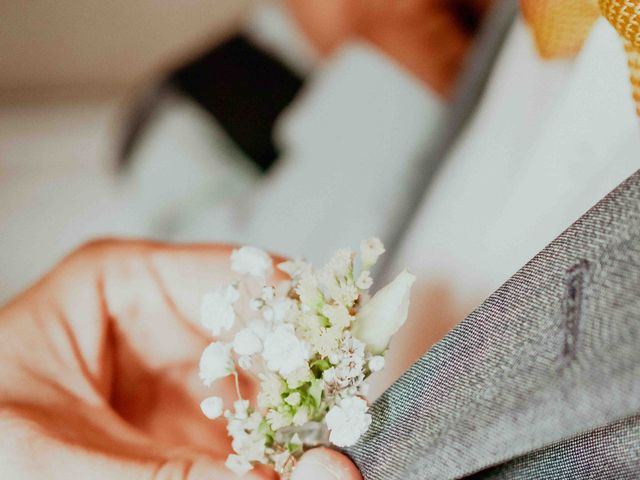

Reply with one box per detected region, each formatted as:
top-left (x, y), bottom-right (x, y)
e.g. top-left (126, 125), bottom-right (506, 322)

top-left (345, 170), bottom-right (640, 478)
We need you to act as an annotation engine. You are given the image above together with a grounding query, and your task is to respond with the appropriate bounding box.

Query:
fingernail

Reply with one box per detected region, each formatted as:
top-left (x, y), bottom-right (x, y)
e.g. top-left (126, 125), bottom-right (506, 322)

top-left (292, 458), bottom-right (341, 480)
top-left (291, 448), bottom-right (359, 480)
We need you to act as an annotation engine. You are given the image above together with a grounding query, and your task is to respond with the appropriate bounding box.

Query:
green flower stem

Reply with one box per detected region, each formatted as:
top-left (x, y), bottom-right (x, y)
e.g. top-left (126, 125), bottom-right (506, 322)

top-left (232, 370), bottom-right (242, 400)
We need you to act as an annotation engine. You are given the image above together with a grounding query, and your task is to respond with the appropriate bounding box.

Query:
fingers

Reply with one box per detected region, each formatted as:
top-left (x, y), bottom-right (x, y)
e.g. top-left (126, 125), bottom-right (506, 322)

top-left (0, 404), bottom-right (274, 480)
top-left (292, 448), bottom-right (363, 480)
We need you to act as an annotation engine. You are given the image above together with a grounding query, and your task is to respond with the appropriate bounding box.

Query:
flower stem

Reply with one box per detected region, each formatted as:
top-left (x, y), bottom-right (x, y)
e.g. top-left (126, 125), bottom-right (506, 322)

top-left (232, 371), bottom-right (242, 400)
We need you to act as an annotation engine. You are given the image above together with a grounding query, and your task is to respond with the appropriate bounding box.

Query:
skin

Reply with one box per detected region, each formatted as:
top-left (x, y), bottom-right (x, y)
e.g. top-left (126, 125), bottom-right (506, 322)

top-left (286, 0), bottom-right (493, 97)
top-left (0, 240), bottom-right (360, 479)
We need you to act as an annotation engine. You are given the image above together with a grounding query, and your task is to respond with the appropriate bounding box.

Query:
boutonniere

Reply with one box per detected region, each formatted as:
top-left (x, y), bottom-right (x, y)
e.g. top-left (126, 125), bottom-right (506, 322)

top-left (197, 239), bottom-right (415, 477)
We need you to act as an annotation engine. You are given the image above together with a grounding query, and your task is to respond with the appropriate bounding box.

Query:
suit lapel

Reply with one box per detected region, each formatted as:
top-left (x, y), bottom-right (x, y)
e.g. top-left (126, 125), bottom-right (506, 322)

top-left (345, 170), bottom-right (640, 479)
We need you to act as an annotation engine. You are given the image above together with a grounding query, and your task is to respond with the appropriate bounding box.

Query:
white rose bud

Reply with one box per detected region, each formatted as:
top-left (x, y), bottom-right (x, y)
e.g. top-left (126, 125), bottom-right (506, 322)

top-left (352, 269), bottom-right (416, 354)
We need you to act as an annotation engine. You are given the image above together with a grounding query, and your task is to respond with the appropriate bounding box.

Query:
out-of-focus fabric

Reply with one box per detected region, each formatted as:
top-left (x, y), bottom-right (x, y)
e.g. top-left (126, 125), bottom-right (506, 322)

top-left (175, 42), bottom-right (443, 263)
top-left (346, 169), bottom-right (640, 478)
top-left (387, 17), bottom-right (638, 319)
top-left (520, 0), bottom-right (600, 59)
top-left (599, 0), bottom-right (640, 115)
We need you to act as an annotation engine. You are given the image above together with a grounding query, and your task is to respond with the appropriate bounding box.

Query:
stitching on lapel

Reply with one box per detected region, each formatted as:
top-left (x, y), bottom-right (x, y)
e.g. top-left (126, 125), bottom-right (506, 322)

top-left (561, 259), bottom-right (590, 364)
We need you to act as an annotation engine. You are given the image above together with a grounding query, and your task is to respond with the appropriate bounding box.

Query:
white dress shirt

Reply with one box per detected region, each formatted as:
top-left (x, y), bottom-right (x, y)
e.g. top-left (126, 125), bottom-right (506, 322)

top-left (374, 17), bottom-right (640, 397)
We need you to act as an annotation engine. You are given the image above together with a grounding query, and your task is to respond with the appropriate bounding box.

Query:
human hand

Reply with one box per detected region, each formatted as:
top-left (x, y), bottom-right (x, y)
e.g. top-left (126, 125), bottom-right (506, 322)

top-left (0, 240), bottom-right (361, 479)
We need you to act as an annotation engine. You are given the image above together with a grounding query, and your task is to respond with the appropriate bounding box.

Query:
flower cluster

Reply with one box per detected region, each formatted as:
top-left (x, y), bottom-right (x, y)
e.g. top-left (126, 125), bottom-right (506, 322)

top-left (197, 240), bottom-right (414, 477)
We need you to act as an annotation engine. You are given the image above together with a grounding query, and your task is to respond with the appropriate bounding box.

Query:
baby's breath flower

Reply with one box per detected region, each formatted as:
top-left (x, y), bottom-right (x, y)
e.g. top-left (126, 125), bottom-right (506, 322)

top-left (232, 430), bottom-right (266, 462)
top-left (285, 392), bottom-right (301, 406)
top-left (360, 238), bottom-right (385, 267)
top-left (356, 271), bottom-right (373, 290)
top-left (277, 259), bottom-right (310, 279)
top-left (263, 324), bottom-right (309, 375)
top-left (325, 396), bottom-right (371, 447)
top-left (238, 355), bottom-right (252, 370)
top-left (326, 249), bottom-right (354, 277)
top-left (249, 298), bottom-right (264, 311)
top-left (296, 272), bottom-right (323, 310)
top-left (200, 285), bottom-right (239, 336)
top-left (257, 372), bottom-right (283, 409)
top-left (248, 318), bottom-right (269, 340)
top-left (313, 326), bottom-right (342, 358)
top-left (234, 399), bottom-right (250, 419)
top-left (231, 246), bottom-right (273, 279)
top-left (200, 396), bottom-right (224, 419)
top-left (199, 342), bottom-right (234, 386)
top-left (368, 355), bottom-right (386, 372)
top-left (261, 285), bottom-right (275, 300)
top-left (285, 366), bottom-right (313, 389)
top-left (225, 454), bottom-right (253, 476)
top-left (233, 328), bottom-right (262, 356)
top-left (321, 304), bottom-right (352, 330)
top-left (271, 298), bottom-right (295, 323)
top-left (267, 410), bottom-right (293, 430)
top-left (292, 406), bottom-right (310, 426)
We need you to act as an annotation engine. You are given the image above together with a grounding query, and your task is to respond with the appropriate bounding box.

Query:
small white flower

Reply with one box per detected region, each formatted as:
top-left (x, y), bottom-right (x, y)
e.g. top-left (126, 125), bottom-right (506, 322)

top-left (277, 258), bottom-right (310, 278)
top-left (368, 355), bottom-right (385, 372)
top-left (200, 396), bottom-right (224, 419)
top-left (326, 249), bottom-right (354, 277)
top-left (249, 298), bottom-right (264, 311)
top-left (200, 285), bottom-right (239, 336)
top-left (238, 355), bottom-right (252, 370)
top-left (321, 304), bottom-right (352, 330)
top-left (285, 392), bottom-right (301, 406)
top-left (225, 454), bottom-right (253, 476)
top-left (233, 328), bottom-right (262, 356)
top-left (325, 396), bottom-right (372, 447)
top-left (267, 410), bottom-right (292, 430)
top-left (293, 407), bottom-right (309, 426)
top-left (295, 272), bottom-right (323, 310)
top-left (234, 399), bottom-right (250, 419)
top-left (360, 237), bottom-right (385, 267)
top-left (271, 298), bottom-right (294, 323)
top-left (352, 269), bottom-right (416, 354)
top-left (262, 324), bottom-right (309, 375)
top-left (284, 366), bottom-right (312, 389)
top-left (232, 431), bottom-right (266, 462)
top-left (231, 246), bottom-right (273, 279)
top-left (248, 318), bottom-right (269, 340)
top-left (356, 271), bottom-right (373, 290)
top-left (257, 372), bottom-right (283, 409)
top-left (323, 367), bottom-right (337, 384)
top-left (261, 285), bottom-right (275, 300)
top-left (199, 342), bottom-right (234, 386)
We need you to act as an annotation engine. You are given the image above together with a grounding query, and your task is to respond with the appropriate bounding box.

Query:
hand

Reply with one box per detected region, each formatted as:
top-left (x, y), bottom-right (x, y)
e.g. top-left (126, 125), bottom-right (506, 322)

top-left (0, 239), bottom-right (361, 479)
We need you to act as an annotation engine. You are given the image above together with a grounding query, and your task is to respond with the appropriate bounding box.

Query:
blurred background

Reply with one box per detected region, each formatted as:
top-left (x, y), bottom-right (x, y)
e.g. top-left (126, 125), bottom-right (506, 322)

top-left (0, 0), bottom-right (252, 301)
top-left (3, 0), bottom-right (483, 303)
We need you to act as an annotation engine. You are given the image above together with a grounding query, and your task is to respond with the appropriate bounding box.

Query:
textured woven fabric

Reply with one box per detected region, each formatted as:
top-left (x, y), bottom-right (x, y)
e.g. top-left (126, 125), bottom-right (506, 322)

top-left (344, 170), bottom-right (640, 479)
top-left (520, 0), bottom-right (600, 59)
top-left (599, 0), bottom-right (640, 115)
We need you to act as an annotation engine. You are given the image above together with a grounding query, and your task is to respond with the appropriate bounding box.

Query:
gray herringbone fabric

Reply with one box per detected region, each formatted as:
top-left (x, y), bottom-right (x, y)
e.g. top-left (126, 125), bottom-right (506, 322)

top-left (344, 170), bottom-right (640, 479)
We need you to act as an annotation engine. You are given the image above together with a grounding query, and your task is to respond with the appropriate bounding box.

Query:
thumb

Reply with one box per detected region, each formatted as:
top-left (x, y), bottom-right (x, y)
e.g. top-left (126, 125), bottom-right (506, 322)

top-left (292, 448), bottom-right (362, 480)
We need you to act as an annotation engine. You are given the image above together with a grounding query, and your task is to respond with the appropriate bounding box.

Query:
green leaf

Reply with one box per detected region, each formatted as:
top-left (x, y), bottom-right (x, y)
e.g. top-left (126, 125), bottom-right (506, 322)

top-left (308, 378), bottom-right (324, 407)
